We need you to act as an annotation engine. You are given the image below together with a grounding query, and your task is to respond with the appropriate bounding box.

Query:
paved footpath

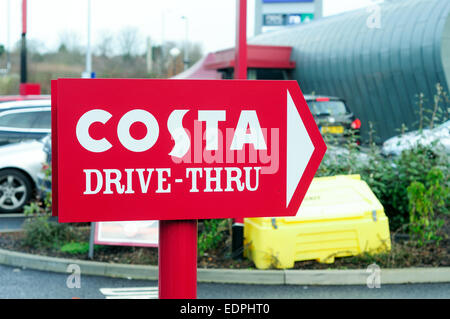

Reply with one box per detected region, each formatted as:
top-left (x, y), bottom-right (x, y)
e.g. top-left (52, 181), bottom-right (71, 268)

top-left (0, 265), bottom-right (449, 299)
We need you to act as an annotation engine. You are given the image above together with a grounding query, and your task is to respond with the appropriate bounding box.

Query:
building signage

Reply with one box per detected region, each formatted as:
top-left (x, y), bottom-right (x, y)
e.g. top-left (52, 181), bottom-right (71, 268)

top-left (52, 79), bottom-right (326, 223)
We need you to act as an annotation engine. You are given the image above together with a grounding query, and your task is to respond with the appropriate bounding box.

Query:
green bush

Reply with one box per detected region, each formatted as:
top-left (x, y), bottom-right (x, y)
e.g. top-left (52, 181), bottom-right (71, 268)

top-left (22, 177), bottom-right (76, 249)
top-left (318, 81), bottom-right (450, 231)
top-left (317, 131), bottom-right (449, 231)
top-left (22, 214), bottom-right (75, 249)
top-left (388, 143), bottom-right (448, 228)
top-left (407, 168), bottom-right (448, 245)
top-left (60, 242), bottom-right (90, 254)
top-left (198, 219), bottom-right (229, 256)
top-left (0, 74), bottom-right (20, 95)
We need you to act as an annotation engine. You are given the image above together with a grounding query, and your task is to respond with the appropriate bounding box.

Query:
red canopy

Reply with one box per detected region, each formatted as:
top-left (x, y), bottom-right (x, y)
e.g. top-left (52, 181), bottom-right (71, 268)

top-left (205, 44), bottom-right (296, 70)
top-left (174, 45), bottom-right (295, 79)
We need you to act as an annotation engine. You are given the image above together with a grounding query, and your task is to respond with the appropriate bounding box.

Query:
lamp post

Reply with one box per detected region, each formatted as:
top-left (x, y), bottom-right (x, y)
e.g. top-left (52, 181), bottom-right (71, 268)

top-left (181, 16), bottom-right (189, 71)
top-left (232, 0), bottom-right (248, 260)
top-left (6, 0), bottom-right (11, 72)
top-left (160, 9), bottom-right (173, 76)
top-left (83, 0), bottom-right (92, 78)
top-left (20, 0), bottom-right (27, 84)
top-left (0, 0), bottom-right (11, 75)
top-left (18, 0), bottom-right (40, 95)
top-left (169, 47), bottom-right (181, 77)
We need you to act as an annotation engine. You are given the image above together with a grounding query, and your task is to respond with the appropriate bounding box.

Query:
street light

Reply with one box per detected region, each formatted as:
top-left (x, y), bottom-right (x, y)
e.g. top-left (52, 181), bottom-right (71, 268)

top-left (169, 47), bottom-right (181, 76)
top-left (82, 0), bottom-right (92, 78)
top-left (181, 16), bottom-right (189, 71)
top-left (169, 47), bottom-right (181, 57)
top-left (0, 0), bottom-right (11, 75)
top-left (20, 0), bottom-right (27, 84)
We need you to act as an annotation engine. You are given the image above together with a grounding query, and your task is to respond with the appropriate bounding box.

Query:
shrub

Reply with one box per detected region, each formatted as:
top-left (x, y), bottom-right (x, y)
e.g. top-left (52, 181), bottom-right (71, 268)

top-left (317, 129), bottom-right (449, 231)
top-left (198, 219), bottom-right (229, 256)
top-left (22, 214), bottom-right (75, 249)
top-left (22, 182), bottom-right (76, 249)
top-left (60, 242), bottom-right (90, 254)
top-left (407, 167), bottom-right (449, 245)
top-left (388, 143), bottom-right (448, 228)
top-left (0, 74), bottom-right (20, 95)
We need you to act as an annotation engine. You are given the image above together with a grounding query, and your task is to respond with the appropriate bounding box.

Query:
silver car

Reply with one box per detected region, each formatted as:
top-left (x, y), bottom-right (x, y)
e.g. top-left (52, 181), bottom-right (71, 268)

top-left (0, 138), bottom-right (46, 213)
top-left (382, 120), bottom-right (450, 157)
top-left (0, 99), bottom-right (51, 145)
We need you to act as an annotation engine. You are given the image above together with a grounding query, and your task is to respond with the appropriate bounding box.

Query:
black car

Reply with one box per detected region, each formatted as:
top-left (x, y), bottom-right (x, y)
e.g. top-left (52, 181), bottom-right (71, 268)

top-left (0, 99), bottom-right (51, 145)
top-left (304, 95), bottom-right (361, 144)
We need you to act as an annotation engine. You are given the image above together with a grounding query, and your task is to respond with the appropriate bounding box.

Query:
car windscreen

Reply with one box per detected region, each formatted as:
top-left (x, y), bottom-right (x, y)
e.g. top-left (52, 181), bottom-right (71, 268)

top-left (32, 111), bottom-right (51, 129)
top-left (0, 110), bottom-right (49, 129)
top-left (306, 100), bottom-right (348, 117)
top-left (0, 112), bottom-right (37, 128)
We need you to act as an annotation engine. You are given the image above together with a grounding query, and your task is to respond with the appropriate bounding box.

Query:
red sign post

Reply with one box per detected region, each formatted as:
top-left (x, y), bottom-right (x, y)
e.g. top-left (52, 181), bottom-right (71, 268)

top-left (52, 78), bottom-right (326, 298)
top-left (235, 0), bottom-right (247, 81)
top-left (232, 0), bottom-right (248, 259)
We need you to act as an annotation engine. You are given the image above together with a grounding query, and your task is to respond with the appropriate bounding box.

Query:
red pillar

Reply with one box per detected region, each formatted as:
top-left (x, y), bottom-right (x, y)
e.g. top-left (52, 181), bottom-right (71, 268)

top-left (234, 0), bottom-right (247, 80)
top-left (232, 0), bottom-right (248, 259)
top-left (20, 0), bottom-right (27, 84)
top-left (22, 0), bottom-right (27, 34)
top-left (158, 220), bottom-right (198, 299)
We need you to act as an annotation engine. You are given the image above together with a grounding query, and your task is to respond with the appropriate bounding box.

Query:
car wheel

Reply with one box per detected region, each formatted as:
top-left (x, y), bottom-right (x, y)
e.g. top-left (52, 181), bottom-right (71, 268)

top-left (0, 169), bottom-right (33, 214)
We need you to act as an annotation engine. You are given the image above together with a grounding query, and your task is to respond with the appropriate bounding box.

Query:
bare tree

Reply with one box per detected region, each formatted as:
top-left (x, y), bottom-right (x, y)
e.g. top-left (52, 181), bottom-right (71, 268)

top-left (58, 30), bottom-right (82, 53)
top-left (117, 26), bottom-right (142, 60)
top-left (96, 30), bottom-right (115, 58)
top-left (187, 42), bottom-right (203, 67)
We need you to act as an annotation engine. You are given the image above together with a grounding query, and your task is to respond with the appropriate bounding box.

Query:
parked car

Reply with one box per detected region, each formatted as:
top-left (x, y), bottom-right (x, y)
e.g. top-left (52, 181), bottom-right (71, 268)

top-left (0, 95), bottom-right (50, 104)
top-left (36, 134), bottom-right (52, 199)
top-left (0, 137), bottom-right (47, 213)
top-left (0, 99), bottom-right (51, 145)
top-left (304, 95), bottom-right (361, 144)
top-left (381, 120), bottom-right (450, 157)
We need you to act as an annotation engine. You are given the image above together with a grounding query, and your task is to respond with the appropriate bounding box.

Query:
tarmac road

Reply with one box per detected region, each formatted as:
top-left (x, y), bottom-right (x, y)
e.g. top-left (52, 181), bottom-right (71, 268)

top-left (0, 214), bottom-right (27, 232)
top-left (0, 264), bottom-right (449, 299)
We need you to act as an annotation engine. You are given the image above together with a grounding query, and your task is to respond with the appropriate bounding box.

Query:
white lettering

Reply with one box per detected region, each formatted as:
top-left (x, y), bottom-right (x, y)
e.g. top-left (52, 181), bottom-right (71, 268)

top-left (83, 169), bottom-right (103, 194)
top-left (103, 169), bottom-right (125, 194)
top-left (117, 109), bottom-right (159, 152)
top-left (168, 110), bottom-right (190, 158)
top-left (124, 168), bottom-right (135, 194)
top-left (186, 168), bottom-right (202, 192)
top-left (245, 167), bottom-right (261, 191)
top-left (136, 168), bottom-right (154, 193)
top-left (76, 110), bottom-right (112, 153)
top-left (155, 168), bottom-right (171, 193)
top-left (225, 167), bottom-right (244, 192)
top-left (204, 167), bottom-right (223, 192)
top-left (198, 110), bottom-right (226, 150)
top-left (230, 111), bottom-right (267, 150)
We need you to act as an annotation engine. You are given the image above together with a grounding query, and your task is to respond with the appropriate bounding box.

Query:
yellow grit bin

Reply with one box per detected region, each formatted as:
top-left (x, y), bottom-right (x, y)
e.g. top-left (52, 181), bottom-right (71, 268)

top-left (244, 175), bottom-right (391, 269)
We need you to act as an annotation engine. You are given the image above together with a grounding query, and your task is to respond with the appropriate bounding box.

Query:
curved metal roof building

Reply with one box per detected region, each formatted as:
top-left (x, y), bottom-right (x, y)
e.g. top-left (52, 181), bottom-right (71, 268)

top-left (250, 0), bottom-right (450, 141)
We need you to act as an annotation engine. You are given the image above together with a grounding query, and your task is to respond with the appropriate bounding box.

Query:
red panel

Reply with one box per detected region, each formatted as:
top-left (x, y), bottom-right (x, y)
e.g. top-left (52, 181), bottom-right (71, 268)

top-left (235, 0), bottom-right (247, 80)
top-left (158, 220), bottom-right (197, 299)
top-left (51, 80), bottom-right (58, 217)
top-left (205, 45), bottom-right (296, 70)
top-left (54, 79), bottom-right (326, 223)
top-left (19, 83), bottom-right (41, 95)
top-left (22, 0), bottom-right (27, 35)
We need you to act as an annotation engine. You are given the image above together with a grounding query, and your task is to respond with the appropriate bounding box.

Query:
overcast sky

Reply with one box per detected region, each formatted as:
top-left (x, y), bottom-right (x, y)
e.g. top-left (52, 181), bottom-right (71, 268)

top-left (0, 0), bottom-right (381, 54)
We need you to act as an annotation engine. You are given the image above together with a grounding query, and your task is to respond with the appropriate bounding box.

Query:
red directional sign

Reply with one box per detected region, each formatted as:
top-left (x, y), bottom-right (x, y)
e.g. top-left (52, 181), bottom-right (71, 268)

top-left (52, 79), bottom-right (326, 223)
